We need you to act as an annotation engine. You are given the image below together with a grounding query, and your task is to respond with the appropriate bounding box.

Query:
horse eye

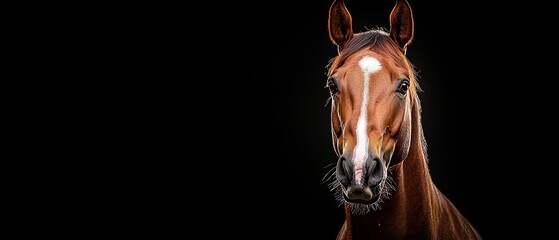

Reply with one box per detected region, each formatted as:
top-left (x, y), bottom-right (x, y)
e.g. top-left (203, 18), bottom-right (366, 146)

top-left (327, 78), bottom-right (338, 94)
top-left (397, 80), bottom-right (410, 94)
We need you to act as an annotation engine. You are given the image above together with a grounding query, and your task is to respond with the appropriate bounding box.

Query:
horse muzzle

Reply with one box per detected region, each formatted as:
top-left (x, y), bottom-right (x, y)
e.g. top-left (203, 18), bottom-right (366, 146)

top-left (336, 155), bottom-right (387, 204)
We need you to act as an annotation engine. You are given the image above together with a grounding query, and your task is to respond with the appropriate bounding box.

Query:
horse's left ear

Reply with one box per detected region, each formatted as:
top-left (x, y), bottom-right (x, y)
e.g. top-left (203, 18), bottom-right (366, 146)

top-left (389, 0), bottom-right (414, 53)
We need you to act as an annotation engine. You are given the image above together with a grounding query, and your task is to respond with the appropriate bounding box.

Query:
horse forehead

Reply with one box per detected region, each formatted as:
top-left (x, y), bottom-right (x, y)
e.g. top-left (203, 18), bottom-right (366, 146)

top-left (344, 51), bottom-right (391, 76)
top-left (358, 55), bottom-right (382, 75)
top-left (346, 49), bottom-right (384, 67)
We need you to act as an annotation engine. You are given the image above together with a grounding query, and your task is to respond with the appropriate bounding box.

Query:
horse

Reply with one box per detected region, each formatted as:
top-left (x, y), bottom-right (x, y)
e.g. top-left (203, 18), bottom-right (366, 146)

top-left (324, 0), bottom-right (482, 239)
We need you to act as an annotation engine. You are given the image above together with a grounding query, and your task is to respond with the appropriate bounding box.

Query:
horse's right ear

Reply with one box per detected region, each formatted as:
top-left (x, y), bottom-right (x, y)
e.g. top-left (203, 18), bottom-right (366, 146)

top-left (328, 0), bottom-right (353, 52)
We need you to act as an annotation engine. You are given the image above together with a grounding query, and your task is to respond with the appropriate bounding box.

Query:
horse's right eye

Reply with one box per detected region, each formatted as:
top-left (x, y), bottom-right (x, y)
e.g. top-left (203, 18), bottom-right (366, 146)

top-left (327, 78), bottom-right (338, 94)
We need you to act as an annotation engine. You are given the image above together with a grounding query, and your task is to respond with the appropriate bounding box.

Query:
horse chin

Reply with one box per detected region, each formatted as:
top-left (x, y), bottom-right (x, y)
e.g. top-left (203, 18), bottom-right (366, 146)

top-left (343, 194), bottom-right (381, 206)
top-left (342, 181), bottom-right (383, 205)
top-left (337, 176), bottom-right (395, 215)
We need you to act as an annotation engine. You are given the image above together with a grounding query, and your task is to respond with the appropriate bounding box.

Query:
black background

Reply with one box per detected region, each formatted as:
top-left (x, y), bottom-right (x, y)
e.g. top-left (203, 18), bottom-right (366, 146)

top-left (29, 0), bottom-right (557, 238)
top-left (149, 0), bottom-right (555, 239)
top-left (235, 0), bottom-right (553, 239)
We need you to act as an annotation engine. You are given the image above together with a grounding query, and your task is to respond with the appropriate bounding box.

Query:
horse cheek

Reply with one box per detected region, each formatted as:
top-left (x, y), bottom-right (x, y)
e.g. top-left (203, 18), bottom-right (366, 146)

top-left (391, 106), bottom-right (411, 165)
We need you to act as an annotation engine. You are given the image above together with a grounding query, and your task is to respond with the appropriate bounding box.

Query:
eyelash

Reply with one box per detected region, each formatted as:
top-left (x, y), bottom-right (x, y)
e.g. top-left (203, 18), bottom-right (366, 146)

top-left (397, 79), bottom-right (410, 96)
top-left (325, 78), bottom-right (338, 106)
top-left (326, 78), bottom-right (338, 94)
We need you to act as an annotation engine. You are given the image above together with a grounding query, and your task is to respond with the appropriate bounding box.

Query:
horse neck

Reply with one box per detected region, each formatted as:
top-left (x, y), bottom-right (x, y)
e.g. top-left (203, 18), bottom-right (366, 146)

top-left (344, 95), bottom-right (441, 238)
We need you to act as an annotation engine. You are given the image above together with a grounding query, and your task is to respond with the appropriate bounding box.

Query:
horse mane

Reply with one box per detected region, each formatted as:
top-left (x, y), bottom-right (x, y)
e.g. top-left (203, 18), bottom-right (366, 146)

top-left (326, 28), bottom-right (428, 161)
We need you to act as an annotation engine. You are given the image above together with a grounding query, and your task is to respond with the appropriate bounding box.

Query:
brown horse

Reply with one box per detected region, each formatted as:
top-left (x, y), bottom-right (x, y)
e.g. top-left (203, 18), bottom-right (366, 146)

top-left (324, 0), bottom-right (482, 239)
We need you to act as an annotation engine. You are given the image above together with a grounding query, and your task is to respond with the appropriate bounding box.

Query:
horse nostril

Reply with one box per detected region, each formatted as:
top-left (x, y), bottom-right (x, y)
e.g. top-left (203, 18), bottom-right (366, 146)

top-left (336, 156), bottom-right (353, 186)
top-left (366, 157), bottom-right (384, 186)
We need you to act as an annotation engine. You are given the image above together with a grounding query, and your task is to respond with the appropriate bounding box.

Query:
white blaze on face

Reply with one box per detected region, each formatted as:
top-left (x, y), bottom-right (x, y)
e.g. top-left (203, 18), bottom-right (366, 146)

top-left (353, 56), bottom-right (382, 185)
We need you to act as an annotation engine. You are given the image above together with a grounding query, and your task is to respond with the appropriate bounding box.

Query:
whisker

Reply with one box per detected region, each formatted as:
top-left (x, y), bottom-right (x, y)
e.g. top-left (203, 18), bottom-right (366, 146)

top-left (322, 162), bottom-right (336, 169)
top-left (324, 95), bottom-right (333, 107)
top-left (321, 163), bottom-right (337, 183)
top-left (322, 170), bottom-right (336, 184)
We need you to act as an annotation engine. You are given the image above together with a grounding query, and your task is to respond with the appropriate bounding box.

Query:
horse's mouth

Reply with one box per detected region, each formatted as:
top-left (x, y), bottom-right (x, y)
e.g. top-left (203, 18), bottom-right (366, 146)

top-left (342, 182), bottom-right (383, 204)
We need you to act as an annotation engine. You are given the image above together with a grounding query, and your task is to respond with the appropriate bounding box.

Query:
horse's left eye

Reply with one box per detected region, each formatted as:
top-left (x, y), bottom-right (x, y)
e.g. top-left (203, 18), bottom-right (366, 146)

top-left (397, 79), bottom-right (410, 94)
